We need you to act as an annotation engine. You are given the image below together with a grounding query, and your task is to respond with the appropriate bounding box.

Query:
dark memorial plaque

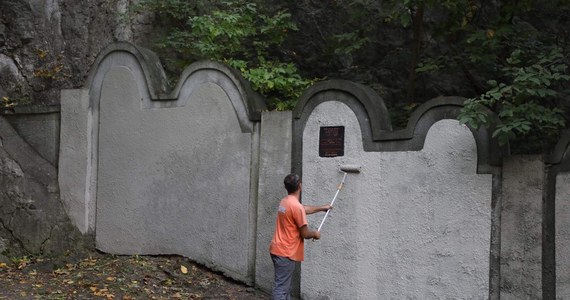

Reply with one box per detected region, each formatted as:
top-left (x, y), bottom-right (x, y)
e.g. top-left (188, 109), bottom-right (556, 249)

top-left (319, 126), bottom-right (345, 157)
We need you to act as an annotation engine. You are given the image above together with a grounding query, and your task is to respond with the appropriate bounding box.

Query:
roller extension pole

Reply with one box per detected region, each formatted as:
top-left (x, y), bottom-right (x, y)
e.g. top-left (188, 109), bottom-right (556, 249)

top-left (317, 171), bottom-right (348, 232)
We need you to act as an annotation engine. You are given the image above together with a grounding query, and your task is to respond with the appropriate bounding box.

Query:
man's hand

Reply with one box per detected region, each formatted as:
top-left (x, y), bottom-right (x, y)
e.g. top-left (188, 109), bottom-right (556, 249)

top-left (300, 225), bottom-right (321, 240)
top-left (313, 230), bottom-right (321, 240)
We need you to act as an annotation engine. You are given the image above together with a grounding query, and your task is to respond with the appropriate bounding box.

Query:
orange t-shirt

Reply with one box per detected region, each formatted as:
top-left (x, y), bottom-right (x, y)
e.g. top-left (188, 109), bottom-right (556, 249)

top-left (269, 194), bottom-right (308, 261)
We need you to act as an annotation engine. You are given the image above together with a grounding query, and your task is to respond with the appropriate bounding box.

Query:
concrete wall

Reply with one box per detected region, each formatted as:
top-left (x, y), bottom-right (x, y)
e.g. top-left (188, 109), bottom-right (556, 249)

top-left (255, 111), bottom-right (293, 292)
top-left (556, 172), bottom-right (570, 299)
top-left (55, 42), bottom-right (570, 299)
top-left (500, 156), bottom-right (543, 299)
top-left (550, 132), bottom-right (570, 299)
top-left (59, 42), bottom-right (266, 283)
top-left (95, 66), bottom-right (254, 281)
top-left (59, 89), bottom-right (90, 233)
top-left (299, 101), bottom-right (492, 299)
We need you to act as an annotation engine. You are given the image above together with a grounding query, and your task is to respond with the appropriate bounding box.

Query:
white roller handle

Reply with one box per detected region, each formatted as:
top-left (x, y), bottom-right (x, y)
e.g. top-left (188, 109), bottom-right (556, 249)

top-left (317, 171), bottom-right (347, 232)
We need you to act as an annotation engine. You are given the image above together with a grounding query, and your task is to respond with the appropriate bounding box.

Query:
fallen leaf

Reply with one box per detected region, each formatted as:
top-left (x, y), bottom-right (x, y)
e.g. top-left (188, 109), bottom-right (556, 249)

top-left (181, 265), bottom-right (188, 274)
top-left (53, 268), bottom-right (70, 276)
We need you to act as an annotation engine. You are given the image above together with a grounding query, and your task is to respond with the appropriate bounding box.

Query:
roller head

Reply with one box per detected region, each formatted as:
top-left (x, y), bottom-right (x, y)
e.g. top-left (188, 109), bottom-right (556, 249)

top-left (339, 164), bottom-right (361, 173)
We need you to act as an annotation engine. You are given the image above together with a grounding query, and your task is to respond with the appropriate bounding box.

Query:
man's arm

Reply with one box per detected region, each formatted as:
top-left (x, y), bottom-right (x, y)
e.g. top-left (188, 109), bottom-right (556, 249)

top-left (299, 225), bottom-right (321, 240)
top-left (304, 204), bottom-right (332, 215)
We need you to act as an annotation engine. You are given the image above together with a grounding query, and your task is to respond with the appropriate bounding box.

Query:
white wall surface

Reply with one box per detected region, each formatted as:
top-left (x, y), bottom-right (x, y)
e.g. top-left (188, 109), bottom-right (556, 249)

top-left (300, 101), bottom-right (492, 299)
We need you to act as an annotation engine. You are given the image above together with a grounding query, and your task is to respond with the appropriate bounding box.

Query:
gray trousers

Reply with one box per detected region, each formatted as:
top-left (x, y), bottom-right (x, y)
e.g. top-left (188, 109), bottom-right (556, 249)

top-left (271, 254), bottom-right (296, 300)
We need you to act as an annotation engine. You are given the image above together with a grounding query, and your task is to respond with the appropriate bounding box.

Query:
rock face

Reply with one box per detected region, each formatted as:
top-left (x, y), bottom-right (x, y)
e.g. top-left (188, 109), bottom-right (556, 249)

top-left (0, 0), bottom-right (150, 256)
top-left (0, 0), bottom-right (153, 106)
top-left (0, 116), bottom-right (85, 257)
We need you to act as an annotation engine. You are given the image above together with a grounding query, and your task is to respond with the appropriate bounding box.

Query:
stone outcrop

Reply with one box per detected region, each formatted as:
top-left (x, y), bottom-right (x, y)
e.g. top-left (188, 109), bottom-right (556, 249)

top-left (0, 116), bottom-right (84, 258)
top-left (0, 0), bottom-right (153, 107)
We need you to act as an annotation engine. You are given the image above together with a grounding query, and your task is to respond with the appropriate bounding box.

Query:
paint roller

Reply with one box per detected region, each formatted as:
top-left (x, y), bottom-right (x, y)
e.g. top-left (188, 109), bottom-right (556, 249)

top-left (316, 164), bottom-right (361, 232)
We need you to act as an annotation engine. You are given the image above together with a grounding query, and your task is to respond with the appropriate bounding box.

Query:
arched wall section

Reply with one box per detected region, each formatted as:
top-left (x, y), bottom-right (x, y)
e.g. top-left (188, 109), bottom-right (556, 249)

top-left (59, 42), bottom-right (265, 283)
top-left (292, 80), bottom-right (502, 299)
top-left (293, 81), bottom-right (502, 175)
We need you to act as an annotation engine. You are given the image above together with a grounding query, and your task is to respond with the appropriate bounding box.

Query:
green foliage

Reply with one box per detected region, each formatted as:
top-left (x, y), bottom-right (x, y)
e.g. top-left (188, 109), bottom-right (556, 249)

top-left (459, 48), bottom-right (569, 148)
top-left (228, 59), bottom-right (314, 110)
top-left (129, 0), bottom-right (312, 110)
top-left (415, 57), bottom-right (443, 73)
top-left (128, 0), bottom-right (570, 149)
top-left (329, 31), bottom-right (370, 56)
top-left (378, 0), bottom-right (570, 152)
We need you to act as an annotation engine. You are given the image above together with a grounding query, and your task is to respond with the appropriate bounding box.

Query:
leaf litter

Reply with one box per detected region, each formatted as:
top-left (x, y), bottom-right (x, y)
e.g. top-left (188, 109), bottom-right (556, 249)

top-left (0, 252), bottom-right (268, 299)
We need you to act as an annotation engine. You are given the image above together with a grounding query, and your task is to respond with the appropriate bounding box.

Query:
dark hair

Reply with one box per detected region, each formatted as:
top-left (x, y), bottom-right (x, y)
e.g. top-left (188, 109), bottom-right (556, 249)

top-left (284, 174), bottom-right (301, 194)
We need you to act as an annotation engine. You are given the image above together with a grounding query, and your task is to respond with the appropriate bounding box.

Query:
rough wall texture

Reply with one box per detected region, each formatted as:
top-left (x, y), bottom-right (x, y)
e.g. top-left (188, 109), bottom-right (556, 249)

top-left (500, 156), bottom-right (543, 299)
top-left (556, 172), bottom-right (570, 299)
top-left (58, 89), bottom-right (89, 233)
top-left (95, 66), bottom-right (254, 282)
top-left (59, 43), bottom-right (267, 283)
top-left (255, 111), bottom-right (293, 292)
top-left (299, 101), bottom-right (492, 299)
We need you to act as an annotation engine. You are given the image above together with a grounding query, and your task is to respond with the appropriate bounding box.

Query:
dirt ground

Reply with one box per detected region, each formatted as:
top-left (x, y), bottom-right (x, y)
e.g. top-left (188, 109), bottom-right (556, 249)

top-left (0, 251), bottom-right (270, 299)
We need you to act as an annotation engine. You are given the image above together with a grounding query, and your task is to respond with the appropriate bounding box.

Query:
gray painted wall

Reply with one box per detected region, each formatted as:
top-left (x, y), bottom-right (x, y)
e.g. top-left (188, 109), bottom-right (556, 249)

top-left (59, 89), bottom-right (90, 233)
top-left (255, 111), bottom-right (293, 292)
top-left (500, 156), bottom-right (543, 299)
top-left (299, 101), bottom-right (492, 299)
top-left (59, 43), bottom-right (266, 284)
top-left (95, 66), bottom-right (254, 281)
top-left (557, 172), bottom-right (570, 299)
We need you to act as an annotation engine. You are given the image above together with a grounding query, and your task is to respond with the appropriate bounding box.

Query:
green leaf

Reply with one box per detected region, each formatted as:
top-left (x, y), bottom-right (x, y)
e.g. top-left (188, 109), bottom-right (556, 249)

top-left (400, 13), bottom-right (412, 27)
